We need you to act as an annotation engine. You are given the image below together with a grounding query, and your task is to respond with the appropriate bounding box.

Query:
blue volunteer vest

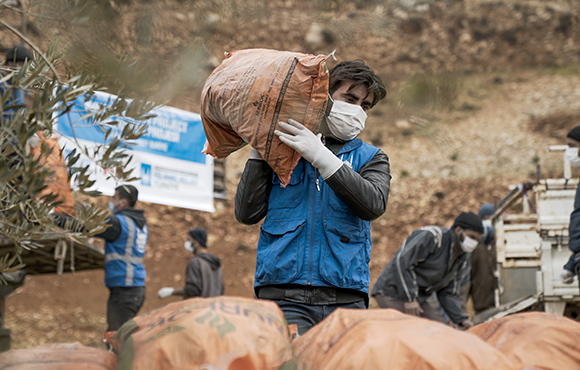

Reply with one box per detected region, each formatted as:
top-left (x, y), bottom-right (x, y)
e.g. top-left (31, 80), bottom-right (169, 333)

top-left (104, 214), bottom-right (148, 288)
top-left (255, 138), bottom-right (379, 293)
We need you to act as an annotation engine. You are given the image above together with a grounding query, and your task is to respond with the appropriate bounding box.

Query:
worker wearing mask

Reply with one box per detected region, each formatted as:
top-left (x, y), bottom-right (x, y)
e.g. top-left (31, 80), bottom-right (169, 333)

top-left (372, 212), bottom-right (483, 329)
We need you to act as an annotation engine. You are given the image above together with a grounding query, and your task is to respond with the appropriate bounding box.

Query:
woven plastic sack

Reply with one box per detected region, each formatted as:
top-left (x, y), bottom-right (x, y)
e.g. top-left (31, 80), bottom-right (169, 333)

top-left (108, 296), bottom-right (294, 370)
top-left (292, 308), bottom-right (515, 370)
top-left (0, 342), bottom-right (117, 369)
top-left (468, 311), bottom-right (580, 370)
top-left (200, 48), bottom-right (330, 186)
top-left (30, 132), bottom-right (75, 216)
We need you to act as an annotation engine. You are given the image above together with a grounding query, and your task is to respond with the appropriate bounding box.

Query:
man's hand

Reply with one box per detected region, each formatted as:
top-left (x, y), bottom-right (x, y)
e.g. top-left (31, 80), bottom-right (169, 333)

top-left (157, 287), bottom-right (175, 299)
top-left (404, 301), bottom-right (424, 316)
top-left (460, 319), bottom-right (474, 329)
top-left (275, 119), bottom-right (343, 179)
top-left (275, 119), bottom-right (326, 163)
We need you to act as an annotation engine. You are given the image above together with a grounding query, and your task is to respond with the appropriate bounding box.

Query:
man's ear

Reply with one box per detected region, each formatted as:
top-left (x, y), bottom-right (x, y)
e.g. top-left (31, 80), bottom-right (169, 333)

top-left (119, 198), bottom-right (129, 209)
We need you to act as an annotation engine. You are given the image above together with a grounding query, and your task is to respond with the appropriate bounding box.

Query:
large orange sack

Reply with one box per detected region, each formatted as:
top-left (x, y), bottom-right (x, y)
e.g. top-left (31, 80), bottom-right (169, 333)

top-left (108, 296), bottom-right (294, 370)
top-left (292, 308), bottom-right (515, 370)
top-left (200, 48), bottom-right (330, 186)
top-left (0, 342), bottom-right (117, 370)
top-left (30, 132), bottom-right (75, 216)
top-left (468, 311), bottom-right (580, 370)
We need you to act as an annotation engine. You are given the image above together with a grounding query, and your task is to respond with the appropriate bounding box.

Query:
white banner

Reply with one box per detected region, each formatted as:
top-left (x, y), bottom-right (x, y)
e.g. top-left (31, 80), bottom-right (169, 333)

top-left (55, 91), bottom-right (215, 213)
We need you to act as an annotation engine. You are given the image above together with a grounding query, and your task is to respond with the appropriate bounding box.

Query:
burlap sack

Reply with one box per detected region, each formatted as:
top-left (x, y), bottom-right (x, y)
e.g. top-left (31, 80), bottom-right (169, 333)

top-left (292, 308), bottom-right (515, 370)
top-left (200, 48), bottom-right (330, 186)
top-left (0, 342), bottom-right (117, 369)
top-left (108, 296), bottom-right (294, 370)
top-left (468, 311), bottom-right (580, 370)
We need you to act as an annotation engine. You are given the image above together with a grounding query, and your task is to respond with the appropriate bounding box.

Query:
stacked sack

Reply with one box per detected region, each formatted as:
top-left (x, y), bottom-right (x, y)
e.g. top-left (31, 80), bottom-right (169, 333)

top-left (0, 342), bottom-right (117, 369)
top-left (107, 296), bottom-right (294, 370)
top-left (292, 308), bottom-right (516, 370)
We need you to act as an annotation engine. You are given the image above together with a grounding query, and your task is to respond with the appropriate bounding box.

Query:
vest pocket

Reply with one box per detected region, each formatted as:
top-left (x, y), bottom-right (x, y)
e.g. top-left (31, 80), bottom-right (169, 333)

top-left (269, 162), bottom-right (305, 209)
top-left (256, 218), bottom-right (306, 284)
top-left (320, 219), bottom-right (369, 288)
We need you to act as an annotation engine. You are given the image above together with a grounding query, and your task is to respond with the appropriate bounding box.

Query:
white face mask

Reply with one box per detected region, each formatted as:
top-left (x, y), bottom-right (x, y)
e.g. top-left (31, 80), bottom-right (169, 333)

top-left (326, 97), bottom-right (367, 141)
top-left (482, 219), bottom-right (492, 227)
top-left (460, 231), bottom-right (479, 253)
top-left (184, 240), bottom-right (195, 254)
top-left (565, 147), bottom-right (580, 168)
top-left (108, 201), bottom-right (117, 212)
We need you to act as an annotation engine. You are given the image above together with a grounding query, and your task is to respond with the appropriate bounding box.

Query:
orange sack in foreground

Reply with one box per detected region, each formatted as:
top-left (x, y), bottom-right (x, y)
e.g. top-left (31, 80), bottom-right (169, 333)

top-left (292, 308), bottom-right (516, 370)
top-left (30, 132), bottom-right (75, 216)
top-left (468, 311), bottom-right (580, 370)
top-left (200, 48), bottom-right (330, 186)
top-left (108, 296), bottom-right (294, 370)
top-left (0, 342), bottom-right (117, 370)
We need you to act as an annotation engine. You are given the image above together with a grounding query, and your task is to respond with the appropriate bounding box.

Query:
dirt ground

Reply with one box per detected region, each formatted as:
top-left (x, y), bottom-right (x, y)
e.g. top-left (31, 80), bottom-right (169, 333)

top-left (2, 0), bottom-right (580, 349)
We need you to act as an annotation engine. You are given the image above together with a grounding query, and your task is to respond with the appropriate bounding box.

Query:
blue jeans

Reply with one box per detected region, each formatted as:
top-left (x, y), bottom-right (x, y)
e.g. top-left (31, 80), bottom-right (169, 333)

top-left (274, 299), bottom-right (366, 336)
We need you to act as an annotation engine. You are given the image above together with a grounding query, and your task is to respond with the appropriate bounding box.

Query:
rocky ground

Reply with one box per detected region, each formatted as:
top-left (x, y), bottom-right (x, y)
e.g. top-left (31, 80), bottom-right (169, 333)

top-left (2, 0), bottom-right (580, 349)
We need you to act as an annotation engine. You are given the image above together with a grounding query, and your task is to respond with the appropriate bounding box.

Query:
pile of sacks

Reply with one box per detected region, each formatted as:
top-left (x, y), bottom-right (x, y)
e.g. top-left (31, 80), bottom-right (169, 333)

top-left (1, 296), bottom-right (579, 370)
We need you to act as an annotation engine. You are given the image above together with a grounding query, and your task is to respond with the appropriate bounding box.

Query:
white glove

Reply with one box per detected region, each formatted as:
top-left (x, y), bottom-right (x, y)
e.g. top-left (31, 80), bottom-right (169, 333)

top-left (157, 287), bottom-right (175, 299)
top-left (26, 133), bottom-right (40, 149)
top-left (561, 269), bottom-right (574, 284)
top-left (275, 119), bottom-right (343, 179)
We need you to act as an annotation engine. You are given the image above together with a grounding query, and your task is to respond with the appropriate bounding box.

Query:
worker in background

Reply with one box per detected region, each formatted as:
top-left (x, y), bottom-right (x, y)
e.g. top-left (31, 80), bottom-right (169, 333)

top-left (157, 227), bottom-right (224, 300)
top-left (99, 185), bottom-right (148, 332)
top-left (561, 126), bottom-right (580, 287)
top-left (372, 212), bottom-right (483, 329)
top-left (468, 203), bottom-right (497, 313)
top-left (1, 45), bottom-right (32, 124)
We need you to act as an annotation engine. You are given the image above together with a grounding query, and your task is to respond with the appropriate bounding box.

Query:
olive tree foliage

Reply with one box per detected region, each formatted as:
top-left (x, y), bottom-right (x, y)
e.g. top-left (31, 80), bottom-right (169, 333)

top-left (0, 1), bottom-right (166, 274)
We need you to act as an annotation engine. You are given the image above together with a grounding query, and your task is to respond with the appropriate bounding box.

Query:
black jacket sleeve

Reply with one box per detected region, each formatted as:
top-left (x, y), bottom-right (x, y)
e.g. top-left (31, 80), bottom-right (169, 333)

top-left (324, 149), bottom-right (391, 221)
top-left (234, 159), bottom-right (273, 225)
top-left (94, 215), bottom-right (122, 242)
top-left (52, 213), bottom-right (121, 242)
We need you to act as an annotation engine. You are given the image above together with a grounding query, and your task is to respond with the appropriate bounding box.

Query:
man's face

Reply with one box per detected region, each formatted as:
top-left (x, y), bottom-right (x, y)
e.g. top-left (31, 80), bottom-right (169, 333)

top-left (331, 80), bottom-right (374, 112)
top-left (454, 226), bottom-right (482, 242)
top-left (568, 137), bottom-right (580, 151)
top-left (110, 191), bottom-right (126, 211)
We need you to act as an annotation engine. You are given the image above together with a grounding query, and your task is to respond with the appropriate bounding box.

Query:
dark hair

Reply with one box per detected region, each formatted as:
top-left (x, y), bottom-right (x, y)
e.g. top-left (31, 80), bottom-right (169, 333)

top-left (115, 185), bottom-right (138, 207)
top-left (5, 45), bottom-right (33, 63)
top-left (328, 60), bottom-right (387, 109)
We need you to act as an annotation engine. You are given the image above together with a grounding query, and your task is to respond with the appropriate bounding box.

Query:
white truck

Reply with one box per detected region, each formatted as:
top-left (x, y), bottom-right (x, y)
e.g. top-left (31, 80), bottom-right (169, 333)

top-left (474, 145), bottom-right (580, 323)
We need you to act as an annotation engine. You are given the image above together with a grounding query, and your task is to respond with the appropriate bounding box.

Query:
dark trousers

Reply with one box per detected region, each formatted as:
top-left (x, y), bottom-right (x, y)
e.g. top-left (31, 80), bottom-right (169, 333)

top-left (106, 286), bottom-right (145, 332)
top-left (374, 294), bottom-right (446, 323)
top-left (272, 299), bottom-right (366, 336)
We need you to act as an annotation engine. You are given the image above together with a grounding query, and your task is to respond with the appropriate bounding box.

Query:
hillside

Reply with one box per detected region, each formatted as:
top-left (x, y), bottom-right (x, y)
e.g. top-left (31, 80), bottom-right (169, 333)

top-left (2, 0), bottom-right (580, 348)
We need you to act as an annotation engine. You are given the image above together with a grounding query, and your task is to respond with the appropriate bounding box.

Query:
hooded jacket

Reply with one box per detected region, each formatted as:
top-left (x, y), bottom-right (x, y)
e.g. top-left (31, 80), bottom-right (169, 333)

top-left (184, 253), bottom-right (224, 298)
top-left (372, 226), bottom-right (470, 323)
top-left (98, 208), bottom-right (148, 288)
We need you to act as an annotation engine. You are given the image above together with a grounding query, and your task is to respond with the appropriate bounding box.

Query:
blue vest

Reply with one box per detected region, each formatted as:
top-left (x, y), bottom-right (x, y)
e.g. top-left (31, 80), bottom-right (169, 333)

top-left (104, 215), bottom-right (148, 288)
top-left (255, 138), bottom-right (379, 293)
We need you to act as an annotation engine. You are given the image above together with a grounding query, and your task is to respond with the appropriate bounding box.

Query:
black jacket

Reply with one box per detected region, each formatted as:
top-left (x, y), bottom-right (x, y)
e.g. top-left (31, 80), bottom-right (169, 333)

top-left (95, 208), bottom-right (147, 242)
top-left (372, 226), bottom-right (470, 324)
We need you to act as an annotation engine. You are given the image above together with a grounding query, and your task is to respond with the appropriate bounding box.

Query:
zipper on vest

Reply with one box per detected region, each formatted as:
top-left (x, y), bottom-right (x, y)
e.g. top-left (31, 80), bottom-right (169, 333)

top-left (315, 169), bottom-right (320, 191)
top-left (308, 166), bottom-right (320, 285)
